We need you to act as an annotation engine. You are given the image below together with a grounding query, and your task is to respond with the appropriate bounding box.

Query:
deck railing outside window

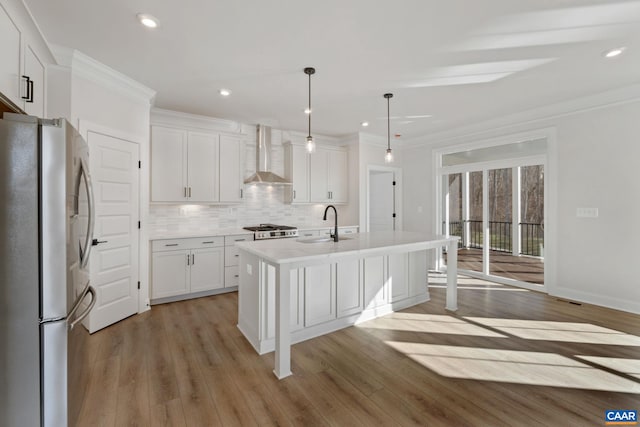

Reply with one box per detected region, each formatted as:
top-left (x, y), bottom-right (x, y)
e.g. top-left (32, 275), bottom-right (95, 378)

top-left (444, 221), bottom-right (543, 257)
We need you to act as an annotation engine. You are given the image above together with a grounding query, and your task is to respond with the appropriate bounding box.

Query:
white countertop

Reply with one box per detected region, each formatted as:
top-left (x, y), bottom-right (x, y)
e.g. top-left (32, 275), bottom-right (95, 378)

top-left (236, 231), bottom-right (458, 265)
top-left (148, 228), bottom-right (252, 240)
top-left (147, 225), bottom-right (359, 240)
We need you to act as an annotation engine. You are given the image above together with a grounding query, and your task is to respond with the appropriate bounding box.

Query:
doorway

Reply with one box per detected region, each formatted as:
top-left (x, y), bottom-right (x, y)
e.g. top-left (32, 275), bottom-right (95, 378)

top-left (85, 129), bottom-right (140, 333)
top-left (437, 137), bottom-right (547, 290)
top-left (367, 166), bottom-right (401, 232)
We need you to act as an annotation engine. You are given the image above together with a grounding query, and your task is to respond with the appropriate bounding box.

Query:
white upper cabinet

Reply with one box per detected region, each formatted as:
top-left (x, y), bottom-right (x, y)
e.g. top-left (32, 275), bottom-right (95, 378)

top-left (219, 134), bottom-right (244, 203)
top-left (284, 142), bottom-right (309, 204)
top-left (309, 146), bottom-right (348, 204)
top-left (150, 124), bottom-right (244, 203)
top-left (0, 2), bottom-right (48, 117)
top-left (187, 131), bottom-right (219, 202)
top-left (0, 3), bottom-right (22, 108)
top-left (23, 44), bottom-right (45, 117)
top-left (151, 126), bottom-right (189, 202)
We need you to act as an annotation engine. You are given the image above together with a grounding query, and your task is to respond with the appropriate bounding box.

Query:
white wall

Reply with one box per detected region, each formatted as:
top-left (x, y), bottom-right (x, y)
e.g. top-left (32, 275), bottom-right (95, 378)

top-left (402, 144), bottom-right (433, 233)
top-left (357, 133), bottom-right (404, 230)
top-left (49, 48), bottom-right (156, 313)
top-left (401, 98), bottom-right (640, 314)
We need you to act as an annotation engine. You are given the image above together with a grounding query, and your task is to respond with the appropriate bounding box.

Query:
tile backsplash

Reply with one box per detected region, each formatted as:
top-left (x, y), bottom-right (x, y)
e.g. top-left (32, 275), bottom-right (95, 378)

top-left (148, 186), bottom-right (343, 232)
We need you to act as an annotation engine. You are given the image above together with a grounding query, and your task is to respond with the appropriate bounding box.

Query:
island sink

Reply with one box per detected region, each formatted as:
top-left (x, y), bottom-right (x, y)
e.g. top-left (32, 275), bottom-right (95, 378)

top-left (298, 236), bottom-right (353, 243)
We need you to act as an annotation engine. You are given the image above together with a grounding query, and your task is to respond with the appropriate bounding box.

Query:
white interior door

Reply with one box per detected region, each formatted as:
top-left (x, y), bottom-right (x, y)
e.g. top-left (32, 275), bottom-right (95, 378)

top-left (369, 170), bottom-right (395, 231)
top-left (86, 131), bottom-right (139, 333)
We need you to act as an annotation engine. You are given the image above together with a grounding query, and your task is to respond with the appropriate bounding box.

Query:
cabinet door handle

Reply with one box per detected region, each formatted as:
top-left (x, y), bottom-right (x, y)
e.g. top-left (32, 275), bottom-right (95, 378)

top-left (234, 238), bottom-right (246, 242)
top-left (202, 241), bottom-right (214, 244)
top-left (188, 187), bottom-right (192, 197)
top-left (192, 254), bottom-right (195, 265)
top-left (21, 75), bottom-right (32, 101)
top-left (184, 187), bottom-right (187, 197)
top-left (293, 190), bottom-right (296, 199)
top-left (240, 189), bottom-right (243, 199)
top-left (165, 243), bottom-right (179, 247)
top-left (234, 274), bottom-right (239, 278)
top-left (234, 254), bottom-right (239, 257)
top-left (187, 254), bottom-right (190, 266)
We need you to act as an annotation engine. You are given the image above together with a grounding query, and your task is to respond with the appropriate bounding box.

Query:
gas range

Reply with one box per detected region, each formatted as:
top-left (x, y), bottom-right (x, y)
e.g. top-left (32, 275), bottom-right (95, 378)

top-left (243, 224), bottom-right (299, 240)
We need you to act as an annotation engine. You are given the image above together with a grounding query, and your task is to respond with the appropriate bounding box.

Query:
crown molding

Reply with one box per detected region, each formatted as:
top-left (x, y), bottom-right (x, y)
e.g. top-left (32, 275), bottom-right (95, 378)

top-left (283, 129), bottom-right (343, 146)
top-left (359, 132), bottom-right (391, 148)
top-left (400, 84), bottom-right (640, 149)
top-left (151, 108), bottom-right (245, 134)
top-left (51, 45), bottom-right (156, 106)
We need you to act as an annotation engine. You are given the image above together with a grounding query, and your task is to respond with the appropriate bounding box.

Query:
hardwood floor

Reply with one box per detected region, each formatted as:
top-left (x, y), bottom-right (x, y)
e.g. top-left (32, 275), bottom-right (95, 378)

top-left (76, 276), bottom-right (640, 426)
top-left (453, 248), bottom-right (545, 284)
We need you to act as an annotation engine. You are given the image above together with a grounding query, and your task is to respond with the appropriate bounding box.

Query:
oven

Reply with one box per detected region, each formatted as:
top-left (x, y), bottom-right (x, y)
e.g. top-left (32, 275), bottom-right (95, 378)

top-left (243, 224), bottom-right (299, 240)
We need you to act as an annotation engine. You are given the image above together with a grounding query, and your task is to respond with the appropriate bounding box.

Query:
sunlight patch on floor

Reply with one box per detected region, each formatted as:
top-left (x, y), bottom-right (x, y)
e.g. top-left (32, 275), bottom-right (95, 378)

top-left (576, 355), bottom-right (640, 380)
top-left (464, 317), bottom-right (640, 346)
top-left (385, 341), bottom-right (640, 393)
top-left (429, 284), bottom-right (529, 292)
top-left (359, 314), bottom-right (506, 337)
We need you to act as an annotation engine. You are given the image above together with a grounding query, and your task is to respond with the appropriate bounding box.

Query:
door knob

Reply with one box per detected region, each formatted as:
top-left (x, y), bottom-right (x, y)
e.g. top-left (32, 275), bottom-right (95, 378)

top-left (91, 239), bottom-right (108, 246)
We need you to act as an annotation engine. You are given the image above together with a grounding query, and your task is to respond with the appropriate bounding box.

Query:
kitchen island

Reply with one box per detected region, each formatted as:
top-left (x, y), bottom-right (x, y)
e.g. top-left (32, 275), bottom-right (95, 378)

top-left (236, 231), bottom-right (459, 379)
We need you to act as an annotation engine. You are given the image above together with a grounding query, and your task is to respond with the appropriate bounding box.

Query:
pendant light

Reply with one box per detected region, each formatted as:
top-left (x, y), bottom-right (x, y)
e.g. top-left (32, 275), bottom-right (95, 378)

top-left (384, 93), bottom-right (394, 163)
top-left (304, 67), bottom-right (316, 153)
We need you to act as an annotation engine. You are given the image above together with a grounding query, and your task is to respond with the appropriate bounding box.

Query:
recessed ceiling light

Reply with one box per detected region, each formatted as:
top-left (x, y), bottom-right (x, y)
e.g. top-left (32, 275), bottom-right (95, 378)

top-left (304, 108), bottom-right (312, 114)
top-left (603, 47), bottom-right (626, 58)
top-left (219, 89), bottom-right (231, 96)
top-left (361, 121), bottom-right (369, 127)
top-left (137, 13), bottom-right (159, 28)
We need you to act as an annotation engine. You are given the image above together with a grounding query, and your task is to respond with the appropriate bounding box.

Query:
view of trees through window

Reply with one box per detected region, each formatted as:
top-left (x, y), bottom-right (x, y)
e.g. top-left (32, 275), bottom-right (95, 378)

top-left (445, 165), bottom-right (544, 257)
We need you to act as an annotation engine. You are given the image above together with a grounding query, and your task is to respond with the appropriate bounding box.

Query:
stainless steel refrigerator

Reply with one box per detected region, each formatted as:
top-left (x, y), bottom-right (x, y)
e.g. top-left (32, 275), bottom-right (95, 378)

top-left (0, 113), bottom-right (97, 426)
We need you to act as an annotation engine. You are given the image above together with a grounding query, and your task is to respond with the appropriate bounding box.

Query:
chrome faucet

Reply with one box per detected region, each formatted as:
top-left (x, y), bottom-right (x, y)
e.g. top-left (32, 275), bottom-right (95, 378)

top-left (323, 205), bottom-right (339, 242)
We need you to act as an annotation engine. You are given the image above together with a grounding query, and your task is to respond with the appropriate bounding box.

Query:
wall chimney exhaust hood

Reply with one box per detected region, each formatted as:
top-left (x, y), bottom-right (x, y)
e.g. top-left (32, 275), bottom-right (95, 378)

top-left (244, 125), bottom-right (291, 185)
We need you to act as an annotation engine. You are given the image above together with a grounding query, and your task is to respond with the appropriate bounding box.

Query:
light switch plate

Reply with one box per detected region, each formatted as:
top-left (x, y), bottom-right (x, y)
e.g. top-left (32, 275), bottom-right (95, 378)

top-left (577, 207), bottom-right (599, 218)
top-left (246, 264), bottom-right (252, 275)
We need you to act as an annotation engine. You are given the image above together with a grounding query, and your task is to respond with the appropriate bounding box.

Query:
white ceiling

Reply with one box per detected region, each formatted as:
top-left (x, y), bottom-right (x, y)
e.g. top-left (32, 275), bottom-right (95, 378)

top-left (24, 0), bottom-right (640, 140)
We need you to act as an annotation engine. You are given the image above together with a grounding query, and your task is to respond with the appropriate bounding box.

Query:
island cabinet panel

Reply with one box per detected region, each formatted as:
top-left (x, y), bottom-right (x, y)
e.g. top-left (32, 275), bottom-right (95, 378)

top-left (304, 264), bottom-right (336, 327)
top-left (409, 250), bottom-right (429, 297)
top-left (389, 253), bottom-right (409, 302)
top-left (263, 266), bottom-right (304, 340)
top-left (336, 259), bottom-right (363, 318)
top-left (237, 246), bottom-right (433, 355)
top-left (364, 256), bottom-right (387, 309)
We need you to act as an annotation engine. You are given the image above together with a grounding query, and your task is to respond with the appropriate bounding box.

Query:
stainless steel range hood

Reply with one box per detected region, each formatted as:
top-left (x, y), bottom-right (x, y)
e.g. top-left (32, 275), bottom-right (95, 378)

top-left (244, 125), bottom-right (291, 185)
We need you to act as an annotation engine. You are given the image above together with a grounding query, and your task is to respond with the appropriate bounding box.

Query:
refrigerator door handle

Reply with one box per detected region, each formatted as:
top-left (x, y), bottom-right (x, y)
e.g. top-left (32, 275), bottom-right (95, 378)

top-left (69, 286), bottom-right (96, 331)
top-left (66, 282), bottom-right (91, 322)
top-left (79, 158), bottom-right (96, 269)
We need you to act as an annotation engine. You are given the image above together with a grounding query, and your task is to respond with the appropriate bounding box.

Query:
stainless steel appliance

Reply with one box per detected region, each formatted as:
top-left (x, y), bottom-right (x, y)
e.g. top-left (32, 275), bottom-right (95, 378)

top-left (243, 224), bottom-right (299, 240)
top-left (0, 113), bottom-right (97, 427)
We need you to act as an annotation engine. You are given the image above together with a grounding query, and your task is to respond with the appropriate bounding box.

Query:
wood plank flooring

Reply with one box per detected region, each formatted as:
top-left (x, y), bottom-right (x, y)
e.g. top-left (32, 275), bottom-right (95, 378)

top-left (75, 276), bottom-right (640, 426)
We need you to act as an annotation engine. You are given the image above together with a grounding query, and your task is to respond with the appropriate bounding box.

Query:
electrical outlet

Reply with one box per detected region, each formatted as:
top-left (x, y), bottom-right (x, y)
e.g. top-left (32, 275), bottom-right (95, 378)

top-left (577, 207), bottom-right (599, 218)
top-left (246, 264), bottom-right (252, 275)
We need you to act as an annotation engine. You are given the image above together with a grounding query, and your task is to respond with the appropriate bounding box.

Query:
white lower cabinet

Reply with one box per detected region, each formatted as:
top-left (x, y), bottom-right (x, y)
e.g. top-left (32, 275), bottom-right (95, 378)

top-left (189, 247), bottom-right (224, 293)
top-left (238, 250), bottom-right (428, 354)
top-left (151, 237), bottom-right (224, 303)
top-left (151, 250), bottom-right (190, 298)
top-left (224, 234), bottom-right (252, 288)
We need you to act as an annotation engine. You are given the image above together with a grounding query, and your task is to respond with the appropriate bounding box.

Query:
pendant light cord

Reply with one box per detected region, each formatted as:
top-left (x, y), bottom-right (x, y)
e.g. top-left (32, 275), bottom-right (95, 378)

top-left (308, 71), bottom-right (312, 138)
top-left (384, 93), bottom-right (393, 150)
